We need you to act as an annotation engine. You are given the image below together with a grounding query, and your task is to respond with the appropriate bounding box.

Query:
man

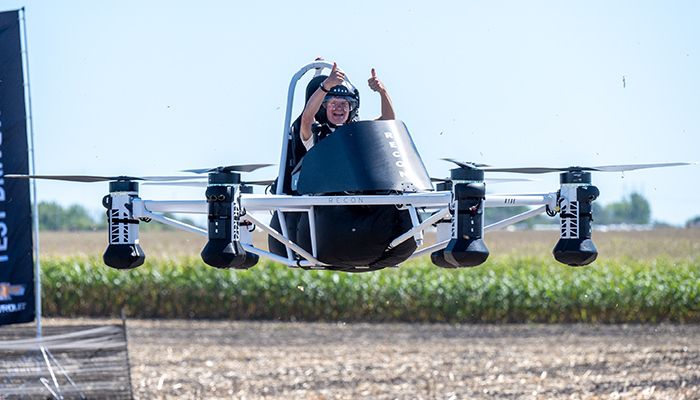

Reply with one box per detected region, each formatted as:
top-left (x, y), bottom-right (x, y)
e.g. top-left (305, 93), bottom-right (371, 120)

top-left (300, 62), bottom-right (395, 150)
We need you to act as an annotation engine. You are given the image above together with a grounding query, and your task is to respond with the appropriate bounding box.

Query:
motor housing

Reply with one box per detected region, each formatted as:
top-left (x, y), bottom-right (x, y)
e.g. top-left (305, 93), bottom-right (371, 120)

top-left (200, 172), bottom-right (258, 269)
top-left (431, 168), bottom-right (489, 268)
top-left (552, 171), bottom-right (600, 266)
top-left (102, 180), bottom-right (146, 269)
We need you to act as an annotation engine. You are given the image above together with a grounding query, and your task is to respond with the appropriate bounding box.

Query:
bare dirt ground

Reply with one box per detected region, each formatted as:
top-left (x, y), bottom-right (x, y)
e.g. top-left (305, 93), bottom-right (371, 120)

top-left (40, 318), bottom-right (700, 399)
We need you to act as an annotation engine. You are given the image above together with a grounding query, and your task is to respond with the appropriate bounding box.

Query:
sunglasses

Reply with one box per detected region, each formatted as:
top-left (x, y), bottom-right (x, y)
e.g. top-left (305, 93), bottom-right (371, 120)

top-left (323, 97), bottom-right (355, 112)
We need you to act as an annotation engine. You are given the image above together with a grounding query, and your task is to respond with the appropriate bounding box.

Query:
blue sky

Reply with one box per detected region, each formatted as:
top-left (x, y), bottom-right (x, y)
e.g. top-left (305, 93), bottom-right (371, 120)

top-left (3, 1), bottom-right (699, 224)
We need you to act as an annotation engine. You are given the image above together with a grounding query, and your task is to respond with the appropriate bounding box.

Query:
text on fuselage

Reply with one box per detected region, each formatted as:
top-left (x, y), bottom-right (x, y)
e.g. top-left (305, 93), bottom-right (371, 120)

top-left (328, 197), bottom-right (365, 204)
top-left (384, 131), bottom-right (407, 178)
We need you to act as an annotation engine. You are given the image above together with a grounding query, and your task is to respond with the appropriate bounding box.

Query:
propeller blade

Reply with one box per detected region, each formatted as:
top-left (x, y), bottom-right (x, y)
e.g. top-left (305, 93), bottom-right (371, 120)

top-left (182, 163), bottom-right (274, 174)
top-left (140, 176), bottom-right (211, 181)
top-left (5, 174), bottom-right (209, 183)
top-left (245, 179), bottom-right (276, 186)
top-left (481, 167), bottom-right (574, 174)
top-left (430, 176), bottom-right (536, 183)
top-left (5, 174), bottom-right (119, 183)
top-left (144, 179), bottom-right (275, 187)
top-left (144, 181), bottom-right (208, 187)
top-left (585, 162), bottom-right (695, 172)
top-left (441, 158), bottom-right (490, 169)
top-left (482, 162), bottom-right (695, 174)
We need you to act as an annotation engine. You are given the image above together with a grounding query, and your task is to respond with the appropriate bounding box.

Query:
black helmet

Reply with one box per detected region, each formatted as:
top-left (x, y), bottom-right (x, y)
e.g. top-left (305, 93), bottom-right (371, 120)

top-left (323, 82), bottom-right (360, 125)
top-left (304, 75), bottom-right (360, 126)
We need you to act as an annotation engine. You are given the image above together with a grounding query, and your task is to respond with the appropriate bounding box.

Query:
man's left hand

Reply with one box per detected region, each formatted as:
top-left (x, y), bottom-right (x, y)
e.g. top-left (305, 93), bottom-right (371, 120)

top-left (368, 68), bottom-right (386, 93)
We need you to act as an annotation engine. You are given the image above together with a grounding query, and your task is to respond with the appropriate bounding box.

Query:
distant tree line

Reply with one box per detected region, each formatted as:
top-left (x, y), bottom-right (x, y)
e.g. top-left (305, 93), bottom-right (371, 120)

top-left (37, 201), bottom-right (197, 231)
top-left (687, 215), bottom-right (700, 228)
top-left (38, 202), bottom-right (104, 231)
top-left (592, 192), bottom-right (651, 225)
top-left (485, 192), bottom-right (656, 227)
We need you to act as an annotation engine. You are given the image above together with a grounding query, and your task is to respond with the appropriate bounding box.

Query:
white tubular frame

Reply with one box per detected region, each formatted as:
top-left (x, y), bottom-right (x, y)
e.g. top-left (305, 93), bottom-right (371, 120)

top-left (389, 207), bottom-right (450, 250)
top-left (409, 240), bottom-right (450, 260)
top-left (127, 190), bottom-right (557, 268)
top-left (140, 192), bottom-right (556, 213)
top-left (276, 60), bottom-right (357, 195)
top-left (244, 213), bottom-right (327, 266)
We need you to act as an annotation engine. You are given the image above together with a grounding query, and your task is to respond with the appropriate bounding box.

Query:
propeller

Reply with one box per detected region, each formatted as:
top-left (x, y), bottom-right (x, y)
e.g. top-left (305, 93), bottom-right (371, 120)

top-left (6, 164), bottom-right (275, 183)
top-left (442, 160), bottom-right (696, 174)
top-left (441, 158), bottom-right (490, 169)
top-left (481, 162), bottom-right (695, 174)
top-left (4, 174), bottom-right (202, 183)
top-left (182, 164), bottom-right (274, 174)
top-left (430, 177), bottom-right (536, 184)
top-left (143, 179), bottom-right (275, 187)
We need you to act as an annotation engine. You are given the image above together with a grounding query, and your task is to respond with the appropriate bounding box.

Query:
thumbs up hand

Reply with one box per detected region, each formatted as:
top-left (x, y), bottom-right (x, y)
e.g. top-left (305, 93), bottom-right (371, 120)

top-left (324, 62), bottom-right (346, 89)
top-left (368, 68), bottom-right (386, 93)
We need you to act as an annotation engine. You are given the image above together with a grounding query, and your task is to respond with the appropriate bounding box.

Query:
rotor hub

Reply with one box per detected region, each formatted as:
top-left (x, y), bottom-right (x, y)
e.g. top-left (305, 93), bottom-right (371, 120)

top-left (560, 171), bottom-right (592, 184)
top-left (208, 171), bottom-right (241, 185)
top-left (109, 180), bottom-right (139, 192)
top-left (450, 167), bottom-right (484, 182)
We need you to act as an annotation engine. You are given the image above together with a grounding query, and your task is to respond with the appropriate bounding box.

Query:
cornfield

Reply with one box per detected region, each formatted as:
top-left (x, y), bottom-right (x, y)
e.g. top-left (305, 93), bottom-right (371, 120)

top-left (41, 254), bottom-right (699, 323)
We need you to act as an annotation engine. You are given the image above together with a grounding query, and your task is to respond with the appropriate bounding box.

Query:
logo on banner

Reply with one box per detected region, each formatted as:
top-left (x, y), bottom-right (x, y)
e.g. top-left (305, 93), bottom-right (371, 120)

top-left (1, 121), bottom-right (7, 263)
top-left (0, 282), bottom-right (26, 301)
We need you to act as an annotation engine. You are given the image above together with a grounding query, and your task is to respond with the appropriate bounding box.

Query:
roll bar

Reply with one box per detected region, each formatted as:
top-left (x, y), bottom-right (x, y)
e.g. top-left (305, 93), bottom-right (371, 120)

top-left (275, 61), bottom-right (357, 195)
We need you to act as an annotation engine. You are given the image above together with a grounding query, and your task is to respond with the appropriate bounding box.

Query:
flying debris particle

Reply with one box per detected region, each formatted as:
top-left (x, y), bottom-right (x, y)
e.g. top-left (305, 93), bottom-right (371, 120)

top-left (157, 374), bottom-right (167, 391)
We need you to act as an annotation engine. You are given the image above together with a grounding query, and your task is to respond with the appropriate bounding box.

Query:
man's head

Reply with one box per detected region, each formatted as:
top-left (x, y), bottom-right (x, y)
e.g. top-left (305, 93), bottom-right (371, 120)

top-left (304, 74), bottom-right (360, 126)
top-left (324, 95), bottom-right (356, 125)
top-left (305, 75), bottom-right (360, 126)
top-left (322, 83), bottom-right (359, 126)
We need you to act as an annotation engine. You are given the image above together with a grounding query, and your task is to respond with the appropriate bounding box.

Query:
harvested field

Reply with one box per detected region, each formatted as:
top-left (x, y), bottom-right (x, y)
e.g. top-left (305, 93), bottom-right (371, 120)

top-left (27, 319), bottom-right (700, 399)
top-left (28, 230), bottom-right (700, 398)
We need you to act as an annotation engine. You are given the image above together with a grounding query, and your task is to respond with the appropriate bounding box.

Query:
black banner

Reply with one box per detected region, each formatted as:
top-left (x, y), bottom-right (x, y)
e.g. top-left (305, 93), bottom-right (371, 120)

top-left (0, 9), bottom-right (35, 325)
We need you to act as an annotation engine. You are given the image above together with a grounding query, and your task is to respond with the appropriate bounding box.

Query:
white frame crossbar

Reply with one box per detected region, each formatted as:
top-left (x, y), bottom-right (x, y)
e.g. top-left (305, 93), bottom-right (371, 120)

top-left (130, 190), bottom-right (556, 268)
top-left (141, 192), bottom-right (557, 214)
